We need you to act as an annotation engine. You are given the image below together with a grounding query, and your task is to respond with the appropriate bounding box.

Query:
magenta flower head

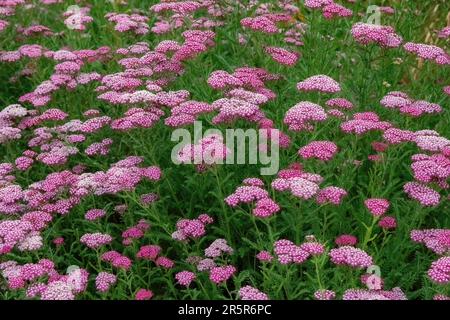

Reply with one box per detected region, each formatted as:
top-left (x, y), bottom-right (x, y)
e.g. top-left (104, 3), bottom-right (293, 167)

top-left (314, 289), bottom-right (336, 300)
top-left (329, 246), bottom-right (373, 268)
top-left (378, 216), bottom-right (397, 230)
top-left (364, 198), bottom-right (390, 216)
top-left (135, 289), bottom-right (154, 300)
top-left (175, 271), bottom-right (196, 287)
top-left (296, 75), bottom-right (341, 93)
top-left (335, 234), bottom-right (358, 247)
top-left (209, 265), bottom-right (236, 284)
top-left (239, 285), bottom-right (269, 300)
top-left (256, 250), bottom-right (273, 262)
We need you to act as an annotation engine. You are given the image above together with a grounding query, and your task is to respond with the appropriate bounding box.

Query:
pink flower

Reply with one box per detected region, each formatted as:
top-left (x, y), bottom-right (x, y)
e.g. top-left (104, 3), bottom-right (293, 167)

top-left (256, 251), bottom-right (273, 262)
top-left (428, 257), bottom-right (450, 284)
top-left (284, 101), bottom-right (327, 131)
top-left (95, 272), bottom-right (117, 293)
top-left (298, 141), bottom-right (338, 161)
top-left (265, 47), bottom-right (299, 66)
top-left (329, 246), bottom-right (373, 268)
top-left (403, 182), bottom-right (440, 206)
top-left (335, 234), bottom-right (358, 247)
top-left (135, 289), bottom-right (154, 300)
top-left (364, 198), bottom-right (390, 216)
top-left (378, 216), bottom-right (397, 229)
top-left (239, 285), bottom-right (269, 300)
top-left (314, 289), bottom-right (336, 300)
top-left (80, 233), bottom-right (112, 249)
top-left (351, 23), bottom-right (402, 48)
top-left (209, 265), bottom-right (236, 284)
top-left (403, 42), bottom-right (450, 65)
top-left (316, 186), bottom-right (347, 205)
top-left (175, 271), bottom-right (196, 287)
top-left (84, 209), bottom-right (106, 221)
top-left (296, 75), bottom-right (341, 93)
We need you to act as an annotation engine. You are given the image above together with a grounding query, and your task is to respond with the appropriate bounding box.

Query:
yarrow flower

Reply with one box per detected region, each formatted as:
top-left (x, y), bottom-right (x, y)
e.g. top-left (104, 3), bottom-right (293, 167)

top-left (351, 23), bottom-right (403, 48)
top-left (329, 246), bottom-right (373, 268)
top-left (296, 75), bottom-right (341, 93)
top-left (95, 272), bottom-right (117, 293)
top-left (135, 289), bottom-right (153, 300)
top-left (80, 233), bottom-right (112, 249)
top-left (175, 271), bottom-right (196, 287)
top-left (314, 289), bottom-right (336, 300)
top-left (239, 285), bottom-right (269, 300)
top-left (209, 265), bottom-right (236, 284)
top-left (298, 141), bottom-right (338, 161)
top-left (364, 198), bottom-right (390, 216)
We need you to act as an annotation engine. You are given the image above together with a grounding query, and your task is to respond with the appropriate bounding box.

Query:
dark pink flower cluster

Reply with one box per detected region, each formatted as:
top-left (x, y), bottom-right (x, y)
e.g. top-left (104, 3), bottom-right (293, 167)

top-left (410, 229), bottom-right (450, 255)
top-left (329, 246), bottom-right (373, 268)
top-left (172, 213), bottom-right (214, 241)
top-left (335, 234), bottom-right (358, 247)
top-left (265, 46), bottom-right (299, 66)
top-left (101, 250), bottom-right (132, 270)
top-left (403, 42), bottom-right (450, 65)
top-left (341, 112), bottom-right (392, 135)
top-left (380, 91), bottom-right (442, 117)
top-left (225, 178), bottom-right (280, 218)
top-left (105, 13), bottom-right (149, 35)
top-left (428, 257), bottom-right (450, 284)
top-left (239, 285), bottom-right (269, 300)
top-left (209, 265), bottom-right (236, 284)
top-left (296, 75), bottom-right (341, 93)
top-left (122, 219), bottom-right (150, 245)
top-left (284, 101), bottom-right (328, 131)
top-left (343, 287), bottom-right (407, 300)
top-left (322, 3), bottom-right (352, 20)
top-left (403, 182), bottom-right (440, 207)
top-left (316, 186), bottom-right (348, 205)
top-left (175, 271), bottom-right (196, 287)
top-left (314, 289), bottom-right (336, 300)
top-left (95, 272), bottom-right (117, 293)
top-left (364, 198), bottom-right (390, 217)
top-left (80, 232), bottom-right (112, 249)
top-left (298, 140), bottom-right (338, 161)
top-left (351, 22), bottom-right (403, 48)
top-left (274, 238), bottom-right (324, 264)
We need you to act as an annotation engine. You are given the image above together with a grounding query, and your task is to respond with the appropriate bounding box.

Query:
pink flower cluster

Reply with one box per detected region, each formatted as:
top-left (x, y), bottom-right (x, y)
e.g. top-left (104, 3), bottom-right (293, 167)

top-left (101, 251), bottom-right (132, 270)
top-left (105, 13), bottom-right (149, 35)
top-left (380, 91), bottom-right (442, 117)
top-left (95, 272), bottom-right (117, 293)
top-left (225, 178), bottom-right (280, 218)
top-left (314, 289), bottom-right (336, 300)
top-left (364, 198), bottom-right (390, 217)
top-left (403, 42), bottom-right (450, 65)
top-left (205, 238), bottom-right (234, 258)
top-left (329, 246), bottom-right (373, 268)
top-left (175, 271), bottom-right (196, 287)
top-left (122, 219), bottom-right (151, 245)
top-left (341, 112), bottom-right (392, 135)
top-left (274, 238), bottom-right (324, 264)
top-left (239, 285), bottom-right (269, 300)
top-left (177, 134), bottom-right (230, 171)
top-left (428, 257), bottom-right (450, 284)
top-left (296, 75), bottom-right (341, 93)
top-left (80, 232), bottom-right (112, 249)
top-left (172, 213), bottom-right (213, 241)
top-left (351, 22), bottom-right (403, 48)
top-left (411, 229), bottom-right (450, 255)
top-left (403, 182), bottom-right (440, 207)
top-left (298, 140), bottom-right (338, 161)
top-left (284, 101), bottom-right (328, 131)
top-left (209, 265), bottom-right (236, 284)
top-left (343, 287), bottom-right (407, 300)
top-left (265, 46), bottom-right (299, 66)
